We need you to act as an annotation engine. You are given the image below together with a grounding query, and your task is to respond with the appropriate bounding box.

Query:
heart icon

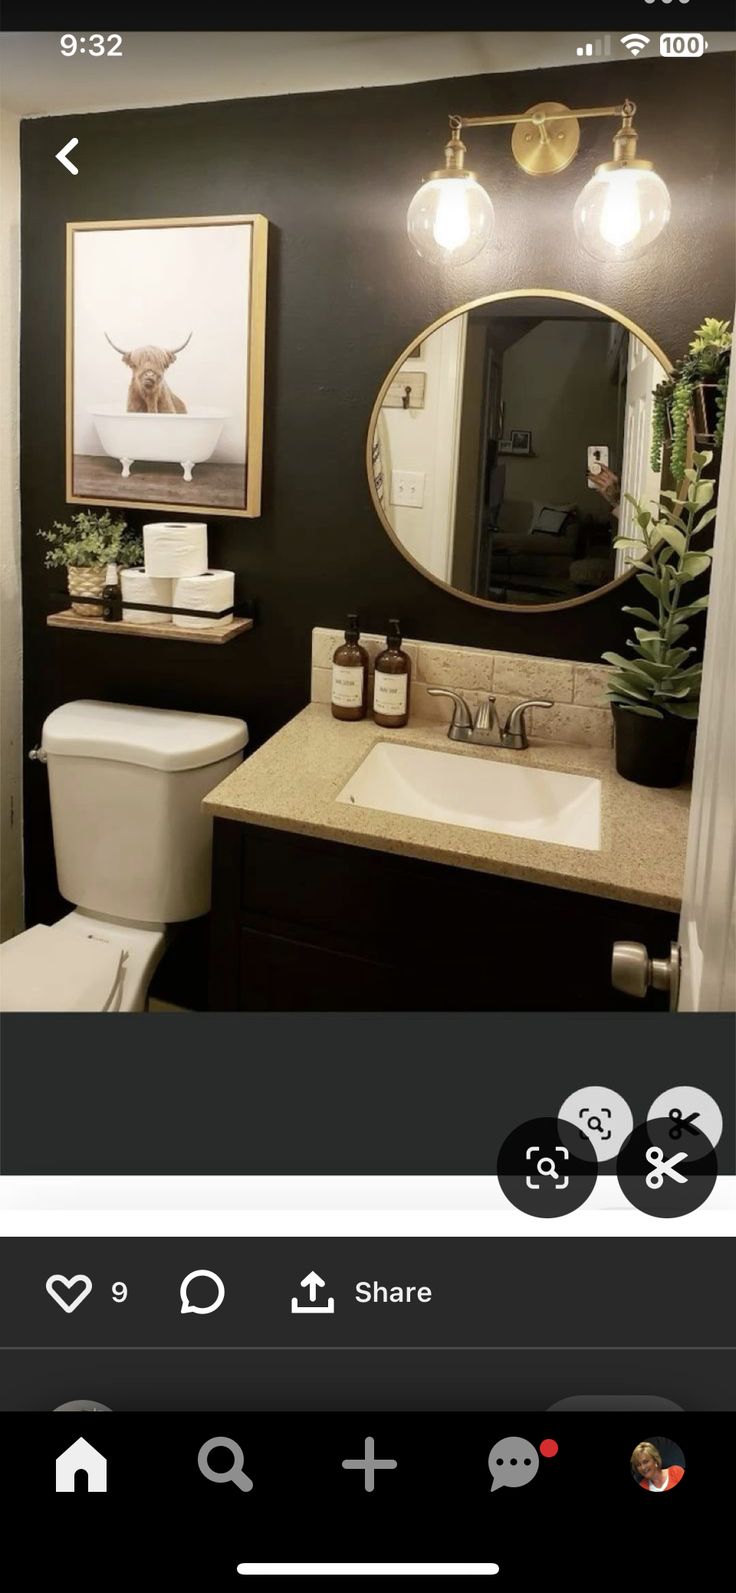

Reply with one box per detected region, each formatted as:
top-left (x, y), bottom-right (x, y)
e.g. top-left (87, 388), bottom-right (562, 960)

top-left (46, 1274), bottom-right (93, 1314)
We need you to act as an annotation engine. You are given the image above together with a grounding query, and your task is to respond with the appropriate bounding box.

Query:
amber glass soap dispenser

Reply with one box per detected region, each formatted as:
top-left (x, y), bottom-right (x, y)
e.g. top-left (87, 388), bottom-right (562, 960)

top-left (373, 619), bottom-right (411, 728)
top-left (331, 614), bottom-right (369, 720)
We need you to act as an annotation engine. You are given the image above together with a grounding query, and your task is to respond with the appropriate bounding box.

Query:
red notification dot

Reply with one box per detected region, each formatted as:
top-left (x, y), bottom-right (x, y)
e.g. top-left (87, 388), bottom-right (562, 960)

top-left (540, 1439), bottom-right (559, 1458)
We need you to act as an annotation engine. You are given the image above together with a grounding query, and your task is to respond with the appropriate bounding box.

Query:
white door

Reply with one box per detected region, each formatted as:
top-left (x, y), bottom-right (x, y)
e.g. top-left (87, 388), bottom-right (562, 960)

top-left (615, 336), bottom-right (664, 576)
top-left (677, 345), bottom-right (736, 1011)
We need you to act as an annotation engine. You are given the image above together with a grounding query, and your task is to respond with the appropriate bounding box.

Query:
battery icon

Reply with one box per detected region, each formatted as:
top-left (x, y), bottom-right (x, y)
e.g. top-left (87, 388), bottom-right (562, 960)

top-left (660, 33), bottom-right (708, 57)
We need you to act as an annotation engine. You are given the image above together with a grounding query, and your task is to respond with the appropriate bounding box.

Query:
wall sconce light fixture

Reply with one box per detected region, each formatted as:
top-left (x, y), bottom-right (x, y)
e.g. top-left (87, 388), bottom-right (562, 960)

top-left (407, 99), bottom-right (671, 266)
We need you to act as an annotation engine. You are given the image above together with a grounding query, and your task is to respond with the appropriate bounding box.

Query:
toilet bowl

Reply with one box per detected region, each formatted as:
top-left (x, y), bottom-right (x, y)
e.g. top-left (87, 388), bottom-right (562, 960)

top-left (0, 700), bottom-right (248, 1013)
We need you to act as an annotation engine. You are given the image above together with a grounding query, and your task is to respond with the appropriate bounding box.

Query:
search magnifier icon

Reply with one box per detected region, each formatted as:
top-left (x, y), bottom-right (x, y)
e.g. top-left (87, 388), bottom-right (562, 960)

top-left (198, 1437), bottom-right (254, 1492)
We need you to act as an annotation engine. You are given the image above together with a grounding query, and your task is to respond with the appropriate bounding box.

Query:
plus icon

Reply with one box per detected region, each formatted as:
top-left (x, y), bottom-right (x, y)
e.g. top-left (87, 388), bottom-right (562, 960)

top-left (341, 1436), bottom-right (397, 1493)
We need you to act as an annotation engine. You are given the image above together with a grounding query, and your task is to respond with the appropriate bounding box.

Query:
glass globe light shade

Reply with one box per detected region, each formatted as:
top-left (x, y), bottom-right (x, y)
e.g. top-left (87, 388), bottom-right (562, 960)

top-left (407, 174), bottom-right (494, 266)
top-left (573, 166), bottom-right (671, 262)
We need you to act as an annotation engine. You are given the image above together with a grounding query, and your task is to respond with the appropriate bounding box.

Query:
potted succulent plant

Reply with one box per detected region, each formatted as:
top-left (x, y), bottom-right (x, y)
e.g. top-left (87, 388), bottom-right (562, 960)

top-left (651, 317), bottom-right (731, 484)
top-left (602, 450), bottom-right (716, 788)
top-left (38, 510), bottom-right (143, 615)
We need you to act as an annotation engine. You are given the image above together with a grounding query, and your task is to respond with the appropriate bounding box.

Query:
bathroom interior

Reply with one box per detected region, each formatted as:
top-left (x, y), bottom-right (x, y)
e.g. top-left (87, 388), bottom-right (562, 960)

top-left (0, 29), bottom-right (734, 1015)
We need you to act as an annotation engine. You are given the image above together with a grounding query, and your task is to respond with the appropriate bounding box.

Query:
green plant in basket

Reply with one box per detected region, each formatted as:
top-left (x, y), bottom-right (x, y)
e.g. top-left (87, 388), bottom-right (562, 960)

top-left (38, 509), bottom-right (143, 569)
top-left (651, 318), bottom-right (731, 480)
top-left (602, 450), bottom-right (716, 722)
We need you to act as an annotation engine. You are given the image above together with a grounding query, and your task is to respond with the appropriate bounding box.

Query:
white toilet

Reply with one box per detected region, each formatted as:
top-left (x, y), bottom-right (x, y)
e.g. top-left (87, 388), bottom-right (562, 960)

top-left (0, 700), bottom-right (248, 1012)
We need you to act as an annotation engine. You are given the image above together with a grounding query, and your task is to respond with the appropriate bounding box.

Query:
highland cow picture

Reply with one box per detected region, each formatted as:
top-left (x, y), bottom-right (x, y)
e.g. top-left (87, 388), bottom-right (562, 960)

top-left (66, 215), bottom-right (268, 517)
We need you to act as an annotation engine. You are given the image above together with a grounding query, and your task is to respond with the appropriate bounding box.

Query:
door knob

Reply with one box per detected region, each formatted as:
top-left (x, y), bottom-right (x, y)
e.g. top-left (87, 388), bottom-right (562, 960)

top-left (611, 941), bottom-right (681, 1011)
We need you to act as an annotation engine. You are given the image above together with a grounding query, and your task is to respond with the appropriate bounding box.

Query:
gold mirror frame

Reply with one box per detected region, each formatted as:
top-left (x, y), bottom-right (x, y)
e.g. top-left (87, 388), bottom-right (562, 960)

top-left (366, 288), bottom-right (672, 615)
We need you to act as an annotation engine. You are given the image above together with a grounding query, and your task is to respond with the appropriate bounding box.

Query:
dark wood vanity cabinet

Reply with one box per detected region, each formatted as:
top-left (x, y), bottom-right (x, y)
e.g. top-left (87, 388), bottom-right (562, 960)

top-left (208, 820), bottom-right (678, 1012)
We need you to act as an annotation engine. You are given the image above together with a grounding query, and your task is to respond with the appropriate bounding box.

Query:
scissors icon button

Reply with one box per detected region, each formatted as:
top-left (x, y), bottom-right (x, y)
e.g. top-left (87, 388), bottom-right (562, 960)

top-left (668, 1108), bottom-right (700, 1140)
top-left (645, 1145), bottom-right (688, 1189)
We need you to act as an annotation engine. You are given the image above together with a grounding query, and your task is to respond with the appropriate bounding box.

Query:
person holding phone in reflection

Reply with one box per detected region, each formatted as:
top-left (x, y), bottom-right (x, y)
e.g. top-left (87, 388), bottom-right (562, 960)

top-left (588, 463), bottom-right (621, 517)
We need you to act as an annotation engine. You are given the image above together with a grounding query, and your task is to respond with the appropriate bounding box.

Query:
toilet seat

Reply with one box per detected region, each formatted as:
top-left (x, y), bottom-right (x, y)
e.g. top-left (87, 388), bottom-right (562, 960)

top-left (0, 923), bottom-right (127, 1013)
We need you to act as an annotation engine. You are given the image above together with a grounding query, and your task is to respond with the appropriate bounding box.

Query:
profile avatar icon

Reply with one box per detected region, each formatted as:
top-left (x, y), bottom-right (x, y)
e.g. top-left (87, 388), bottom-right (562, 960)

top-left (631, 1439), bottom-right (685, 1493)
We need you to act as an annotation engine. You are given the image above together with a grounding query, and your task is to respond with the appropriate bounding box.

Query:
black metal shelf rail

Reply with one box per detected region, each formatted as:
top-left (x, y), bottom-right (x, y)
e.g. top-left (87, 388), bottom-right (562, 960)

top-left (52, 592), bottom-right (255, 622)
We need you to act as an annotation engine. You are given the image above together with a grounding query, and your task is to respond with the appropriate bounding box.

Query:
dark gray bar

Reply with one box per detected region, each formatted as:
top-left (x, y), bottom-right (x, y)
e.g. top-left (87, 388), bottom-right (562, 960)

top-left (2, 1014), bottom-right (733, 1175)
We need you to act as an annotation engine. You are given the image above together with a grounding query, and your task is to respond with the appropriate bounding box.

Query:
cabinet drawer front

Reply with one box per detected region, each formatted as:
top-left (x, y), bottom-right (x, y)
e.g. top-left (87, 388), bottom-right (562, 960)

top-left (238, 926), bottom-right (410, 1011)
top-left (239, 825), bottom-right (430, 946)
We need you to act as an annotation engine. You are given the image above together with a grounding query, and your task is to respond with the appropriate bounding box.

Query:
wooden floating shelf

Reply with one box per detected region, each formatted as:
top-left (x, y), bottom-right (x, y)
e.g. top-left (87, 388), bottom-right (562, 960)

top-left (47, 609), bottom-right (254, 645)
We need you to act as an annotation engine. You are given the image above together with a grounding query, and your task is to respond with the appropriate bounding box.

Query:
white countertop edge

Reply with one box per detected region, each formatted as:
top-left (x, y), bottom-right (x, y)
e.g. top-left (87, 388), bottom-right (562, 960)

top-left (0, 1176), bottom-right (732, 1237)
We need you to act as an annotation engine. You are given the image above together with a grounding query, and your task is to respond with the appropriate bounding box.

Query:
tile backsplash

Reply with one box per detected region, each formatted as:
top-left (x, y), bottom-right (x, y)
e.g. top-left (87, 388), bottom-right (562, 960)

top-left (311, 629), bottom-right (613, 749)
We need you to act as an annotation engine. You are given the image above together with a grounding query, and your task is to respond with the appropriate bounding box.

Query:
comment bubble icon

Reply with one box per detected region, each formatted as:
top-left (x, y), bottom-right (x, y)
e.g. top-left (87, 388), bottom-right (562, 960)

top-left (488, 1436), bottom-right (539, 1492)
top-left (180, 1268), bottom-right (225, 1315)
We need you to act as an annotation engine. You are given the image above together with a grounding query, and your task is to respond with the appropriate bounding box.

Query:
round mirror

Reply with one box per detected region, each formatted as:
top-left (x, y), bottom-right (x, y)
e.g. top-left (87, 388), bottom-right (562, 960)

top-left (368, 291), bottom-right (671, 612)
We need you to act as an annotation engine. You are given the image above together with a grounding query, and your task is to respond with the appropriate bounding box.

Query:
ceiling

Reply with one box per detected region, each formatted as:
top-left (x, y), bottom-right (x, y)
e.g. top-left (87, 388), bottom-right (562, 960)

top-left (2, 29), bottom-right (733, 118)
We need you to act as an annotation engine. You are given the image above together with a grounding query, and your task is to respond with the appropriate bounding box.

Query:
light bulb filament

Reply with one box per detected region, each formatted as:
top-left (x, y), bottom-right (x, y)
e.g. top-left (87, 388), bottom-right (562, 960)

top-left (433, 183), bottom-right (472, 252)
top-left (599, 170), bottom-right (643, 247)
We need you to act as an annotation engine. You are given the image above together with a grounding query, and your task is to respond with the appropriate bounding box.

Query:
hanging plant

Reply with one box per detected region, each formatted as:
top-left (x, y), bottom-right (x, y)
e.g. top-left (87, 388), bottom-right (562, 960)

top-left (650, 376), bottom-right (674, 473)
top-left (715, 374), bottom-right (728, 449)
top-left (649, 317), bottom-right (731, 480)
top-left (669, 376), bottom-right (693, 484)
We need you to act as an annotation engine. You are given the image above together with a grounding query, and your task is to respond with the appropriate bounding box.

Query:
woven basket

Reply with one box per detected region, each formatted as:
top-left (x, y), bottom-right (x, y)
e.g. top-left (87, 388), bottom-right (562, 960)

top-left (67, 564), bottom-right (106, 616)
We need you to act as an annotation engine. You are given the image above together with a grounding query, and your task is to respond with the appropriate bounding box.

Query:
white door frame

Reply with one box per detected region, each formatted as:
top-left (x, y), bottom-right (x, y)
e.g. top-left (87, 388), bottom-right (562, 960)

top-left (677, 324), bottom-right (736, 1011)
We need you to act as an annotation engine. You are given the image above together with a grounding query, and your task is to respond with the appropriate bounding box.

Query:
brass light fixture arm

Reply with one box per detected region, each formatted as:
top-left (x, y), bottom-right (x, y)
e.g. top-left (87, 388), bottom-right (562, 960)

top-left (440, 100), bottom-right (641, 178)
top-left (453, 102), bottom-right (635, 130)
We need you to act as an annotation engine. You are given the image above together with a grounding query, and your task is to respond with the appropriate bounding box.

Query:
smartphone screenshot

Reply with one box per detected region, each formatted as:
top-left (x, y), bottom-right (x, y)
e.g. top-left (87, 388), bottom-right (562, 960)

top-left (0, 8), bottom-right (734, 1584)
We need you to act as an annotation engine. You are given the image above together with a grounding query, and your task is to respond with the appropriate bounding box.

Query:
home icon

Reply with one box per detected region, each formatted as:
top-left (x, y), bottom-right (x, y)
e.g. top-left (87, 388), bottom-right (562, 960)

top-left (56, 1436), bottom-right (107, 1493)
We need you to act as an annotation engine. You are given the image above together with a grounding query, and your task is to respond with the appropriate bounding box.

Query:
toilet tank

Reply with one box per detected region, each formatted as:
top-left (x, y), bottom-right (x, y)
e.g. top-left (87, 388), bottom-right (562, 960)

top-left (41, 701), bottom-right (248, 923)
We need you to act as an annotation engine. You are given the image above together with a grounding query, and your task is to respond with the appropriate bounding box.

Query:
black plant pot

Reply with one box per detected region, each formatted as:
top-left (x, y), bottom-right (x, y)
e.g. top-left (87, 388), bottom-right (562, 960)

top-left (612, 705), bottom-right (693, 788)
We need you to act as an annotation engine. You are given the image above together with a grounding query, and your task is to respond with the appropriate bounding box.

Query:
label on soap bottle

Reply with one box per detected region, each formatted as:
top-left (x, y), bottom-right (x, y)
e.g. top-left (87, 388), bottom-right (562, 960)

top-left (373, 673), bottom-right (408, 717)
top-left (332, 664), bottom-right (365, 708)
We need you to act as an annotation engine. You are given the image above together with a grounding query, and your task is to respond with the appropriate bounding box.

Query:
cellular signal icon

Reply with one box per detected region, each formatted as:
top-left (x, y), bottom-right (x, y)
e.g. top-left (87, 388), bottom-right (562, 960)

top-left (576, 37), bottom-right (612, 58)
top-left (621, 33), bottom-right (651, 57)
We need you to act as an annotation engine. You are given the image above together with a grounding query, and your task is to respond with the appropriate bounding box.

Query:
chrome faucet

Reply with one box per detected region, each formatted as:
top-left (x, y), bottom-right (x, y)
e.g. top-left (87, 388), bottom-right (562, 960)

top-left (427, 689), bottom-right (552, 750)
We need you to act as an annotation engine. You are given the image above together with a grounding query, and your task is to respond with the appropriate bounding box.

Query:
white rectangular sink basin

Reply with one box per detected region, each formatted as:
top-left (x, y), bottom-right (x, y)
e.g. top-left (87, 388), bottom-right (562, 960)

top-left (337, 741), bottom-right (602, 851)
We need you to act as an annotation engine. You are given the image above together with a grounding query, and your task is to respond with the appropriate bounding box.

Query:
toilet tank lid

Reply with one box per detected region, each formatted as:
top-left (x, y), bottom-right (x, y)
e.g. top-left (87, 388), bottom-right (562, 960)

top-left (42, 700), bottom-right (248, 772)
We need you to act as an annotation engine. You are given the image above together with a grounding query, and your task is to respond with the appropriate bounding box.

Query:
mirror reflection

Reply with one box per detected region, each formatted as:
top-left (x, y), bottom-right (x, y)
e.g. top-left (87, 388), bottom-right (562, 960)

top-left (371, 293), bottom-right (670, 608)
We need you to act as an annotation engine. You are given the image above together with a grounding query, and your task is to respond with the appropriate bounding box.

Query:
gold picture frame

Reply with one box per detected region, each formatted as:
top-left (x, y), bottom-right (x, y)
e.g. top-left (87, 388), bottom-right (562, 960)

top-left (66, 214), bottom-right (268, 518)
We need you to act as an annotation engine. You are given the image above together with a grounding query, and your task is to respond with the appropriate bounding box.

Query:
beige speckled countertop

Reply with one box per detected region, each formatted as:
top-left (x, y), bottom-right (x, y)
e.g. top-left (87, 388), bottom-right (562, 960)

top-left (203, 704), bottom-right (691, 912)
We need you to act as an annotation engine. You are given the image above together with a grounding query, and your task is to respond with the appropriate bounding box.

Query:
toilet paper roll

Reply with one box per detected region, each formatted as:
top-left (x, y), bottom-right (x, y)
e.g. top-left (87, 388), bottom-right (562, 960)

top-left (143, 521), bottom-right (208, 578)
top-left (172, 569), bottom-right (235, 631)
top-left (120, 569), bottom-right (174, 625)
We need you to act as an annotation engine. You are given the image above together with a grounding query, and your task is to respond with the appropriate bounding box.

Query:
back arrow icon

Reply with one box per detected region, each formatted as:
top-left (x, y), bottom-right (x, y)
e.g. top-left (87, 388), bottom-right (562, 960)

top-left (56, 138), bottom-right (79, 175)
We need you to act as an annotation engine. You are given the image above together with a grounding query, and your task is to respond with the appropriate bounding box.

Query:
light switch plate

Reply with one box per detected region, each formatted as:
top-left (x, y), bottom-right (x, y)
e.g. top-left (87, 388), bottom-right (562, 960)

top-left (587, 444), bottom-right (609, 471)
top-left (390, 469), bottom-right (425, 508)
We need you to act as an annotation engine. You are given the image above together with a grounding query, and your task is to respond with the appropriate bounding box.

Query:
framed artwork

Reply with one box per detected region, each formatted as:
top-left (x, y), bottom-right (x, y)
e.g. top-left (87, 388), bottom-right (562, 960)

top-left (66, 215), bottom-right (268, 518)
top-left (499, 429), bottom-right (532, 456)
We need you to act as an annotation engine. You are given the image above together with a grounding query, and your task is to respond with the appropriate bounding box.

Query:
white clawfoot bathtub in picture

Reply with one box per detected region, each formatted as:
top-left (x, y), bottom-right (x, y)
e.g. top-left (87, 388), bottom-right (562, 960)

top-left (89, 407), bottom-right (230, 481)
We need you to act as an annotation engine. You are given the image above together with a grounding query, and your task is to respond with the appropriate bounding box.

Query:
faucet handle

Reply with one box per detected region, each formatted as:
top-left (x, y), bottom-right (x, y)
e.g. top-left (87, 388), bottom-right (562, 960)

top-left (502, 699), bottom-right (553, 750)
top-left (472, 693), bottom-right (497, 734)
top-left (426, 688), bottom-right (473, 730)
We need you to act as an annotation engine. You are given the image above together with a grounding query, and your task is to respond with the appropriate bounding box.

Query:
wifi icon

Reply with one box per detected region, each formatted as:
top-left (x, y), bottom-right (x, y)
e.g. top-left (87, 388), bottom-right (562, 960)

top-left (621, 33), bottom-right (651, 56)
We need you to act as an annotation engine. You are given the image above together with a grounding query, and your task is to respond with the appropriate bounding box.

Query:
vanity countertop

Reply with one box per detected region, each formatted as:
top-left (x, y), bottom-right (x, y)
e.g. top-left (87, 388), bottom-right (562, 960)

top-left (202, 704), bottom-right (691, 912)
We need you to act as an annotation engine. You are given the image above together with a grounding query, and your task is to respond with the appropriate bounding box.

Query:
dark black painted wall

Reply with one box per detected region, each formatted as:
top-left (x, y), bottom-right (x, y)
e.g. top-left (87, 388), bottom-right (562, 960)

top-left (20, 52), bottom-right (735, 934)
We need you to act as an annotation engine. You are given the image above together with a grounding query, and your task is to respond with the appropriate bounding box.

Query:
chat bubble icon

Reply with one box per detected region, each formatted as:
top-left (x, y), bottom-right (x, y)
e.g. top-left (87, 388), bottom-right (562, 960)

top-left (488, 1436), bottom-right (539, 1491)
top-left (180, 1268), bottom-right (225, 1315)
